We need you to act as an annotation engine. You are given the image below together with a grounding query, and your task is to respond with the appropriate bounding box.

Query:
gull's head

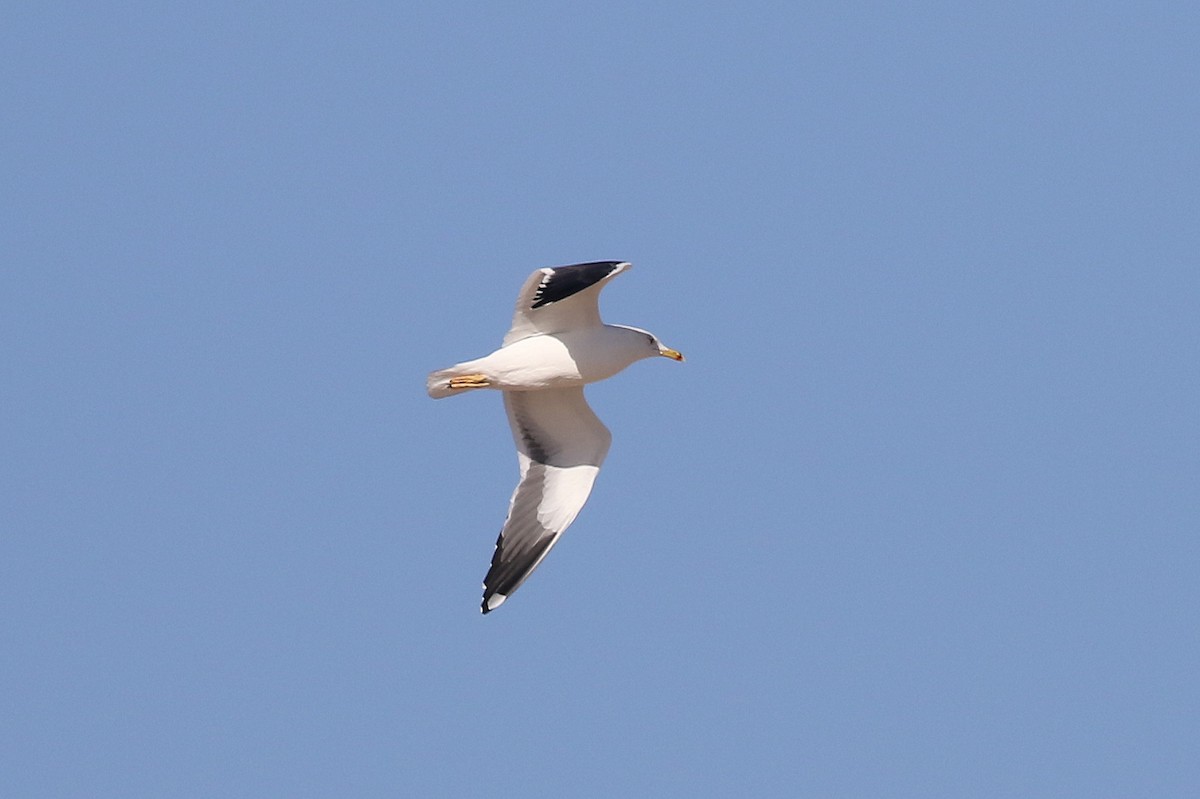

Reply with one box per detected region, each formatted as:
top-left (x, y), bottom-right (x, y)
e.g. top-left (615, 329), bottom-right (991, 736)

top-left (619, 325), bottom-right (685, 362)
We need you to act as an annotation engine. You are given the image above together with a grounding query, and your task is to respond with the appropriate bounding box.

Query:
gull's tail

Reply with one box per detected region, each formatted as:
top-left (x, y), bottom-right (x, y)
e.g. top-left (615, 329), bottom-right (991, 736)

top-left (426, 366), bottom-right (459, 399)
top-left (427, 365), bottom-right (491, 399)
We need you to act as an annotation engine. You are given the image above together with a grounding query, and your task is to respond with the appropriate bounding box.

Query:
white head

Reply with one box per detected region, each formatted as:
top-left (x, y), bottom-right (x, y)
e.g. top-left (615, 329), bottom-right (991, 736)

top-left (614, 325), bottom-right (685, 362)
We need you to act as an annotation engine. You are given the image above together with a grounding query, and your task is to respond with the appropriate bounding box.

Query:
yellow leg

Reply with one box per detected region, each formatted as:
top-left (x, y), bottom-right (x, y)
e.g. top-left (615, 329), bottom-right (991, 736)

top-left (448, 374), bottom-right (490, 389)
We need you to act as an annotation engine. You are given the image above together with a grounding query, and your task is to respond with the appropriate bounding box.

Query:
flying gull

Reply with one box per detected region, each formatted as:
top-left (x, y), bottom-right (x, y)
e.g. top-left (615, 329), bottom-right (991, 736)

top-left (426, 261), bottom-right (684, 613)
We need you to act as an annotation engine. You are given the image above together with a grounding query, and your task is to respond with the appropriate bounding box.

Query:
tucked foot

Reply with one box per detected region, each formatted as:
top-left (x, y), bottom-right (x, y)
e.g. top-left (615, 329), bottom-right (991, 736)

top-left (448, 374), bottom-right (490, 390)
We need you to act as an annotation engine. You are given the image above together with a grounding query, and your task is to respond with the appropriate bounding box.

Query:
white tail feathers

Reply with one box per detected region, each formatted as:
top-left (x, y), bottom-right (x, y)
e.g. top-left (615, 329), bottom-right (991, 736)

top-left (426, 367), bottom-right (459, 399)
top-left (427, 366), bottom-right (492, 398)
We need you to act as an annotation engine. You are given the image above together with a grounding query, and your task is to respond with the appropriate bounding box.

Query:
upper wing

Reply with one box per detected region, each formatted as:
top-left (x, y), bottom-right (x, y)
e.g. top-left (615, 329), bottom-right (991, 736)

top-left (481, 387), bottom-right (613, 613)
top-left (502, 261), bottom-right (631, 346)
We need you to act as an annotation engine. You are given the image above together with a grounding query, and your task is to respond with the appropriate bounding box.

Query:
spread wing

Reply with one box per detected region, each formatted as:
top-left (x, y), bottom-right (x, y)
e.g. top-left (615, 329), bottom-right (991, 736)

top-left (502, 261), bottom-right (631, 346)
top-left (481, 388), bottom-right (612, 613)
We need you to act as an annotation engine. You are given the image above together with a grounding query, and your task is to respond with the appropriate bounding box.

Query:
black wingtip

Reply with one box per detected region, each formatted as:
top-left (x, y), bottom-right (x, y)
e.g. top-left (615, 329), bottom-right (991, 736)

top-left (530, 261), bottom-right (627, 309)
top-left (481, 591), bottom-right (508, 614)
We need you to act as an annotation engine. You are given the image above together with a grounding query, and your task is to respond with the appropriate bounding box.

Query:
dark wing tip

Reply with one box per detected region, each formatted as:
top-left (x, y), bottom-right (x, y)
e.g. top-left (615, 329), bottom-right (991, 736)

top-left (481, 590), bottom-right (507, 614)
top-left (480, 523), bottom-right (557, 614)
top-left (530, 261), bottom-right (627, 309)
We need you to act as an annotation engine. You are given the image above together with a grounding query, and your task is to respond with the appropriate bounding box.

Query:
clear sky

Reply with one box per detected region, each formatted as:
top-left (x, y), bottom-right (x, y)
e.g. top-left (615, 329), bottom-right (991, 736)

top-left (3, 3), bottom-right (1198, 796)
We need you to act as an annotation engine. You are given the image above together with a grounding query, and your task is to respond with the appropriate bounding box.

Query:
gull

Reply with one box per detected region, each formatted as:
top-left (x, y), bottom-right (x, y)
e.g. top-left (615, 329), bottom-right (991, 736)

top-left (426, 261), bottom-right (683, 613)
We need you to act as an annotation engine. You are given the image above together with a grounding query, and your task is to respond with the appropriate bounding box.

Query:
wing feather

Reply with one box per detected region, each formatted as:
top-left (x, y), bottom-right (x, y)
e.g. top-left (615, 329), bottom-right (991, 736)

top-left (502, 261), bottom-right (631, 346)
top-left (481, 388), bottom-right (612, 612)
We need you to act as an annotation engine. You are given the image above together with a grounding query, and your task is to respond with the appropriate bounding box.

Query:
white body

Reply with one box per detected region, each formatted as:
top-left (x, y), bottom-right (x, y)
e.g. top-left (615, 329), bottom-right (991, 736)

top-left (427, 325), bottom-right (655, 397)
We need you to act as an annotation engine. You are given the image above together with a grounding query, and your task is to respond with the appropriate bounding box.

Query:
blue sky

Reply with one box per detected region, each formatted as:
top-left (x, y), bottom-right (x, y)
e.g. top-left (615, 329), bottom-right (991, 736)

top-left (3, 2), bottom-right (1198, 796)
